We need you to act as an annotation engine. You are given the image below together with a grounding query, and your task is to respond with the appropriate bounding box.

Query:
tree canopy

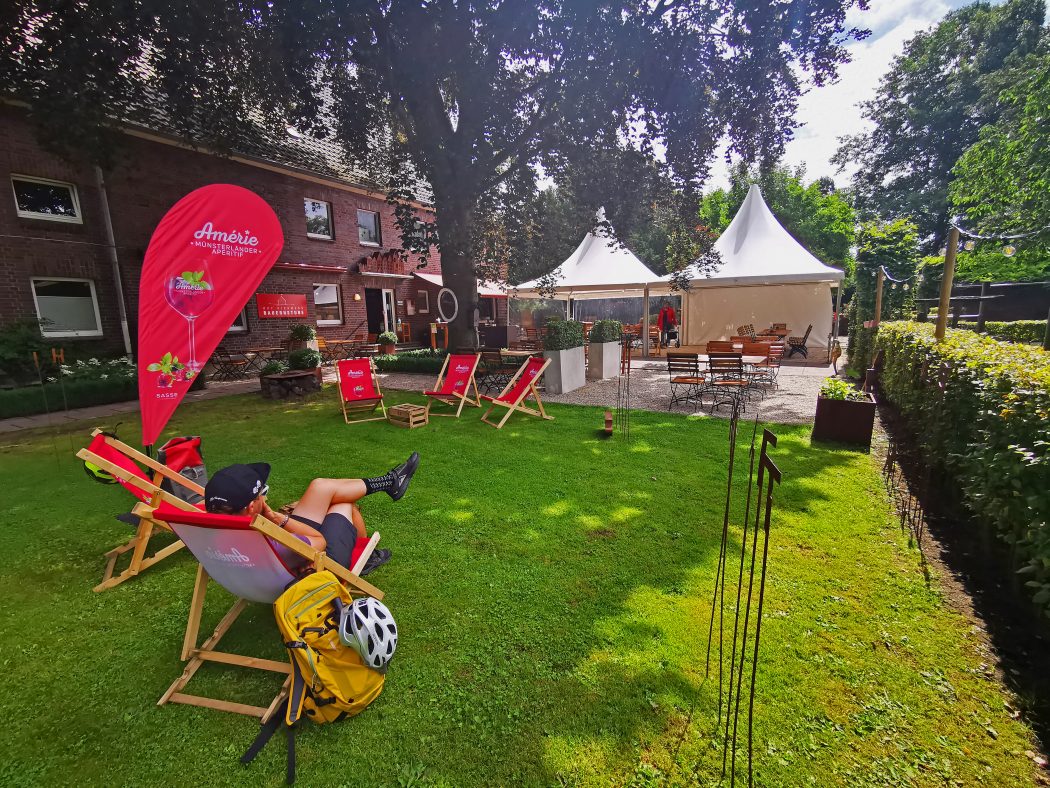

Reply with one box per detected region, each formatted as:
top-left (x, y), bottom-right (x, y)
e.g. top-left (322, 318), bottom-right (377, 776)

top-left (3, 0), bottom-right (869, 346)
top-left (697, 164), bottom-right (856, 270)
top-left (832, 0), bottom-right (1045, 252)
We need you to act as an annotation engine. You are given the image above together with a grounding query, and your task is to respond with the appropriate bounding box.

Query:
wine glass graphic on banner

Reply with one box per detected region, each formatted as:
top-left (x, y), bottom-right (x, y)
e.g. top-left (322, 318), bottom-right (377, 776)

top-left (164, 262), bottom-right (215, 374)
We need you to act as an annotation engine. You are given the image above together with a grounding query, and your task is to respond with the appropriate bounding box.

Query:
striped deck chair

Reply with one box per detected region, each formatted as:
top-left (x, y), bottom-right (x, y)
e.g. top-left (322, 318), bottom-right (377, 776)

top-left (424, 353), bottom-right (481, 418)
top-left (337, 358), bottom-right (387, 424)
top-left (77, 430), bottom-right (206, 591)
top-left (480, 356), bottom-right (554, 429)
top-left (135, 502), bottom-right (382, 720)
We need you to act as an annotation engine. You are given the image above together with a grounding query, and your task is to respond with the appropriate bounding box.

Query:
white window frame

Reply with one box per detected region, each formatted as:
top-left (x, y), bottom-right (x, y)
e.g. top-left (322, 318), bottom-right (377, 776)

top-left (12, 175), bottom-right (83, 224)
top-left (227, 307), bottom-right (249, 333)
top-left (313, 282), bottom-right (343, 326)
top-left (357, 209), bottom-right (381, 247)
top-left (416, 289), bottom-right (430, 314)
top-left (304, 198), bottom-right (334, 240)
top-left (30, 276), bottom-right (103, 337)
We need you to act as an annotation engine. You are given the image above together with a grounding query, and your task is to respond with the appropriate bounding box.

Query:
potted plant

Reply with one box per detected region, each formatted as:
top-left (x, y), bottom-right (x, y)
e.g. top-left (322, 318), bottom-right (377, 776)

top-left (289, 323), bottom-right (318, 351)
top-left (812, 377), bottom-right (876, 448)
top-left (377, 330), bottom-right (398, 355)
top-left (288, 348), bottom-right (323, 386)
top-left (587, 319), bottom-right (622, 380)
top-left (543, 318), bottom-right (586, 394)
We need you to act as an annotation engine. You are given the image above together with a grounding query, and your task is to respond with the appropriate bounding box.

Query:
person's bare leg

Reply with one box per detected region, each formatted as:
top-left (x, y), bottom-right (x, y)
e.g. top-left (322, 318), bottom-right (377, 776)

top-left (291, 478), bottom-right (367, 525)
top-left (327, 501), bottom-right (367, 539)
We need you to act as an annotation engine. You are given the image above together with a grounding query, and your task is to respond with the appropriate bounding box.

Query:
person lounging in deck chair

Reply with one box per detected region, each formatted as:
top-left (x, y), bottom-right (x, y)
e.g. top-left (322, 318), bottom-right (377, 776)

top-left (204, 452), bottom-right (420, 576)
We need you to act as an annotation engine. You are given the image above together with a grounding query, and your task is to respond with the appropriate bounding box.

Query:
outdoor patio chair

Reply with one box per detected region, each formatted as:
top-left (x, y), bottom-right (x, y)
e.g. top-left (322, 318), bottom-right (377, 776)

top-left (707, 353), bottom-right (751, 413)
top-left (135, 502), bottom-right (382, 720)
top-left (736, 324), bottom-right (757, 341)
top-left (77, 430), bottom-right (207, 591)
top-left (749, 343), bottom-right (784, 389)
top-left (666, 352), bottom-right (705, 410)
top-left (210, 346), bottom-right (251, 380)
top-left (787, 324), bottom-right (813, 358)
top-left (480, 356), bottom-right (554, 429)
top-left (478, 351), bottom-right (516, 394)
top-left (337, 358), bottom-right (387, 424)
top-left (424, 353), bottom-right (482, 418)
top-left (315, 337), bottom-right (337, 366)
top-left (707, 340), bottom-right (736, 353)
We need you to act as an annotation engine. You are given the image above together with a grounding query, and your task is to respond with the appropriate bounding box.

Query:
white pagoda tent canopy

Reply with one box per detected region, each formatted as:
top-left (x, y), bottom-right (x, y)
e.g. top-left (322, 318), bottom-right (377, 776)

top-left (514, 208), bottom-right (660, 299)
top-left (663, 184), bottom-right (844, 350)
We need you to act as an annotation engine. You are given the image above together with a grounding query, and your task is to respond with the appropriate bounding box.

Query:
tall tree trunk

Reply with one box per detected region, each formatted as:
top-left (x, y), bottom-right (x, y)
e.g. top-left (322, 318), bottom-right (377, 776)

top-left (434, 196), bottom-right (480, 350)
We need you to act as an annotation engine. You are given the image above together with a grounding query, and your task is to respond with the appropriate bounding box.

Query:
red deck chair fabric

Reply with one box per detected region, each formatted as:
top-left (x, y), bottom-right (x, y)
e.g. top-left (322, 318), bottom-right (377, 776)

top-left (141, 502), bottom-right (382, 719)
top-left (424, 353), bottom-right (481, 418)
top-left (337, 358), bottom-right (387, 424)
top-left (86, 432), bottom-right (156, 504)
top-left (480, 356), bottom-right (554, 429)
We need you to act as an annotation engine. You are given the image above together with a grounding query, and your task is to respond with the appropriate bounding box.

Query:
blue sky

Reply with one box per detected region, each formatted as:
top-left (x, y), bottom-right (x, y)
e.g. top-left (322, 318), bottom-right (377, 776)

top-left (708, 0), bottom-right (976, 190)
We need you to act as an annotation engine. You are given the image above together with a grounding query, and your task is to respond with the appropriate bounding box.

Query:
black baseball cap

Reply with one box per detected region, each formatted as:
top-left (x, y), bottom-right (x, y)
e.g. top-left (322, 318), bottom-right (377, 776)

top-left (205, 463), bottom-right (271, 513)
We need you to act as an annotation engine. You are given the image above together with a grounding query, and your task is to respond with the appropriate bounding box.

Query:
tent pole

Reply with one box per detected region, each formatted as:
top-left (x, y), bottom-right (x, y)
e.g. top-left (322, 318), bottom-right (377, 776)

top-left (833, 284), bottom-right (842, 339)
top-left (643, 286), bottom-right (650, 357)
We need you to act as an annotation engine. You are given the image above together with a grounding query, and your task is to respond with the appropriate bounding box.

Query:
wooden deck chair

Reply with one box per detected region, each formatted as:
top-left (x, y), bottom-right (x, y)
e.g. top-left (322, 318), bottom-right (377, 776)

top-left (424, 353), bottom-right (481, 418)
top-left (337, 358), bottom-right (387, 424)
top-left (480, 356), bottom-right (554, 429)
top-left (77, 429), bottom-right (206, 592)
top-left (135, 502), bottom-right (383, 720)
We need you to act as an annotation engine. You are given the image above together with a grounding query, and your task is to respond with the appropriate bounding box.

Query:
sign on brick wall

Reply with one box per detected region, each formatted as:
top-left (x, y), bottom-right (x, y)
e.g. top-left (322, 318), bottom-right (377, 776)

top-left (257, 293), bottom-right (308, 319)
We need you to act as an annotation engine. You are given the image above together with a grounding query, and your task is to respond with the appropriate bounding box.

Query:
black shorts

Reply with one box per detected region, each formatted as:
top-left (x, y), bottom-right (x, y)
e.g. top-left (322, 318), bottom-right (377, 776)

top-left (289, 512), bottom-right (357, 567)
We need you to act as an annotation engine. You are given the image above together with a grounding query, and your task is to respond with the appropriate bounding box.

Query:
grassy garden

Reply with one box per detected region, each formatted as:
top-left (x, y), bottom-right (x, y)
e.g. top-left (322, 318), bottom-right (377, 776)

top-left (0, 389), bottom-right (1041, 786)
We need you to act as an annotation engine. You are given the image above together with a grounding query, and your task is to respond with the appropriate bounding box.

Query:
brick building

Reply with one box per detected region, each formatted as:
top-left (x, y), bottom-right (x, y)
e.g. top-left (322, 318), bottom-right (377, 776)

top-left (0, 104), bottom-right (507, 358)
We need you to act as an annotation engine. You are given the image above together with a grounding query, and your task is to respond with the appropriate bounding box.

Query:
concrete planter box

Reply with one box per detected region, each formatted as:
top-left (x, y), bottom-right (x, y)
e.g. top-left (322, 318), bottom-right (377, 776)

top-left (543, 346), bottom-right (586, 394)
top-left (587, 341), bottom-right (620, 380)
top-left (812, 394), bottom-right (876, 448)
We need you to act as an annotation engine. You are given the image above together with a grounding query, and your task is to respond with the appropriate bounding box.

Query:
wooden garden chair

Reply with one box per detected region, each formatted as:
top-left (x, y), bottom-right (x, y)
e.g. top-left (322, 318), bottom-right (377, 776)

top-left (480, 356), bottom-right (553, 429)
top-left (707, 352), bottom-right (750, 413)
top-left (337, 358), bottom-right (387, 424)
top-left (787, 324), bottom-right (813, 358)
top-left (133, 502), bottom-right (382, 720)
top-left (666, 352), bottom-right (706, 410)
top-left (76, 430), bottom-right (205, 592)
top-left (424, 353), bottom-right (482, 418)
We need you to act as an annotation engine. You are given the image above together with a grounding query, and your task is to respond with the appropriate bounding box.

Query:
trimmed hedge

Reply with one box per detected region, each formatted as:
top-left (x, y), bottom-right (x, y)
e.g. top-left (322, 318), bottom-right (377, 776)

top-left (588, 319), bottom-right (622, 344)
top-left (957, 319), bottom-right (1046, 346)
top-left (543, 319), bottom-right (585, 351)
top-left (373, 349), bottom-right (447, 374)
top-left (875, 322), bottom-right (1050, 617)
top-left (0, 377), bottom-right (138, 419)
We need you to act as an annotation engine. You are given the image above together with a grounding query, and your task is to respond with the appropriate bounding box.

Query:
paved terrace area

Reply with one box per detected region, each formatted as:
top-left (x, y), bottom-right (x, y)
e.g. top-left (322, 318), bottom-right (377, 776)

top-left (0, 353), bottom-right (839, 433)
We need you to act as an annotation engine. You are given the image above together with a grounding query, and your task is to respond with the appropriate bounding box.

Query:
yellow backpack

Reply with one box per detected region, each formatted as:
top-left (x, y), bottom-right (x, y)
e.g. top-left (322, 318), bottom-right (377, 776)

top-left (241, 570), bottom-right (386, 783)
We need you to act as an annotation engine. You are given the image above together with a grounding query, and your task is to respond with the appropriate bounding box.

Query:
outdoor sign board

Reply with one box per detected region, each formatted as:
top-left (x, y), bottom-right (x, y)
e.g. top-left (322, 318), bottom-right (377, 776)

top-left (137, 184), bottom-right (284, 446)
top-left (257, 293), bottom-right (308, 319)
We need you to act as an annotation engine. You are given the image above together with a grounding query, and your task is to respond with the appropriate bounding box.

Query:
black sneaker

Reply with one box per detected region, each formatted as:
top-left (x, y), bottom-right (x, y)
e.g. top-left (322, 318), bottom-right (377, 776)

top-left (388, 451), bottom-right (420, 501)
top-left (359, 548), bottom-right (391, 576)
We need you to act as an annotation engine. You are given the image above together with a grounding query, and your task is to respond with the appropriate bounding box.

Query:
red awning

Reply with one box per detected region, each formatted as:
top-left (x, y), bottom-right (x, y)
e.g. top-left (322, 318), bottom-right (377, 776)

top-left (413, 271), bottom-right (507, 297)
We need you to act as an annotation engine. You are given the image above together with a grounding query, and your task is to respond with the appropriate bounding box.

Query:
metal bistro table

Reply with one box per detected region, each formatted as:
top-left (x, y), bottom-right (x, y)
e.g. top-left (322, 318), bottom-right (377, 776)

top-left (243, 346), bottom-right (285, 375)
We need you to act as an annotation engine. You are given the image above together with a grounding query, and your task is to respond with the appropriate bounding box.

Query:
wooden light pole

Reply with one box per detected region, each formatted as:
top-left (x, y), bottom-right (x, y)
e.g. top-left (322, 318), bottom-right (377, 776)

top-left (873, 268), bottom-right (885, 326)
top-left (934, 226), bottom-right (959, 342)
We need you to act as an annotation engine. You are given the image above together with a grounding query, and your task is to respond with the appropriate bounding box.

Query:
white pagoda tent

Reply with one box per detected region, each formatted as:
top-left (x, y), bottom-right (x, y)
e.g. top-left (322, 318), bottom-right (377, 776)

top-left (514, 208), bottom-right (660, 299)
top-left (667, 184), bottom-right (844, 350)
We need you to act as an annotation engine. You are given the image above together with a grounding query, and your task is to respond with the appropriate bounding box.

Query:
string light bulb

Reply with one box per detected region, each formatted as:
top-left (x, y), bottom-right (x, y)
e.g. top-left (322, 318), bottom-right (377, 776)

top-left (963, 239), bottom-right (975, 251)
top-left (1002, 245), bottom-right (1016, 257)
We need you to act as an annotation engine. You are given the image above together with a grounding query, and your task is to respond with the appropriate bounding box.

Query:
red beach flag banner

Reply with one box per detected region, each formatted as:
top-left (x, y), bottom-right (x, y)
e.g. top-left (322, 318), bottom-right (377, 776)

top-left (138, 184), bottom-right (284, 446)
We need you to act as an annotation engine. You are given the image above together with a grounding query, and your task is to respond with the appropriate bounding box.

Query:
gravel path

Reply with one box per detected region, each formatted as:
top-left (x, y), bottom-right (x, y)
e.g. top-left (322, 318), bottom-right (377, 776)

top-left (376, 358), bottom-right (838, 425)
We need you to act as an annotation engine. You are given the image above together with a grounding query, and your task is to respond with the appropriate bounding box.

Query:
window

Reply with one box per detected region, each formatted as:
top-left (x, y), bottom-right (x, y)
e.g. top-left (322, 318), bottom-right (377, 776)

top-left (227, 307), bottom-right (248, 333)
top-left (357, 210), bottom-right (381, 246)
top-left (31, 278), bottom-right (102, 337)
top-left (313, 283), bottom-right (342, 325)
top-left (416, 289), bottom-right (430, 314)
top-left (304, 198), bottom-right (334, 240)
top-left (479, 297), bottom-right (496, 321)
top-left (12, 176), bottom-right (82, 223)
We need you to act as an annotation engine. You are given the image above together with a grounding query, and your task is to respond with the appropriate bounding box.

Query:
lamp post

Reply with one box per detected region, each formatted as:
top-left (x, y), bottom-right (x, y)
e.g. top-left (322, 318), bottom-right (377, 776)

top-left (934, 226), bottom-right (960, 342)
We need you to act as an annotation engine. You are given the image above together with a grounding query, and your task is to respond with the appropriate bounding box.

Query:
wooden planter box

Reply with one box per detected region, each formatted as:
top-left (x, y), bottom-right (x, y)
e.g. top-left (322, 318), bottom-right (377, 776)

top-left (812, 394), bottom-right (876, 447)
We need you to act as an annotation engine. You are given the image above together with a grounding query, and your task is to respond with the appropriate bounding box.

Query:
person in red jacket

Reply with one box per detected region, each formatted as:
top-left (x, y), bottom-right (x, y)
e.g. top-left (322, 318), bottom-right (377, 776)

top-left (657, 301), bottom-right (679, 347)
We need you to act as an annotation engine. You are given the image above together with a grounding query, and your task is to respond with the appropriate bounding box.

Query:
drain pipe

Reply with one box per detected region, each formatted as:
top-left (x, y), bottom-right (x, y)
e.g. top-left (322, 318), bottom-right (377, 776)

top-left (94, 165), bottom-right (133, 358)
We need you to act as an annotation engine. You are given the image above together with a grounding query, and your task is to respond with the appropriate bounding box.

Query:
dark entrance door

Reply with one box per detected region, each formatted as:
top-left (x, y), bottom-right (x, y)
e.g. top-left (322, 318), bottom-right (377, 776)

top-left (364, 288), bottom-right (385, 335)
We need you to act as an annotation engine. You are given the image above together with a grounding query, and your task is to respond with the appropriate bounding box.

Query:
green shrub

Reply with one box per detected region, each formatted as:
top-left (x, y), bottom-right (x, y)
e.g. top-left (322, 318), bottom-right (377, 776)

top-left (373, 349), bottom-right (447, 374)
top-left (0, 377), bottom-right (138, 419)
top-left (260, 360), bottom-right (288, 376)
top-left (957, 320), bottom-right (1046, 345)
top-left (543, 319), bottom-right (584, 351)
top-left (588, 320), bottom-right (622, 344)
top-left (0, 319), bottom-right (50, 384)
top-left (846, 299), bottom-right (878, 374)
top-left (287, 349), bottom-right (321, 370)
top-left (819, 378), bottom-right (868, 401)
top-left (288, 324), bottom-right (317, 342)
top-left (378, 331), bottom-right (398, 345)
top-left (875, 322), bottom-right (1050, 617)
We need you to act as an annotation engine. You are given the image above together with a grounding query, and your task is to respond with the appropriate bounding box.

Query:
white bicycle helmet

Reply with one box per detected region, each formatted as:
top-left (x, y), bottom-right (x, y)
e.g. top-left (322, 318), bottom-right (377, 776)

top-left (338, 597), bottom-right (398, 672)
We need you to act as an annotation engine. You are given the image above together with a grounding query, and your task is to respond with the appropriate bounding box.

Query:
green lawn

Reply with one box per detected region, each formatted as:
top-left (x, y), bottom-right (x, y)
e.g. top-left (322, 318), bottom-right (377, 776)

top-left (0, 388), bottom-right (1039, 786)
